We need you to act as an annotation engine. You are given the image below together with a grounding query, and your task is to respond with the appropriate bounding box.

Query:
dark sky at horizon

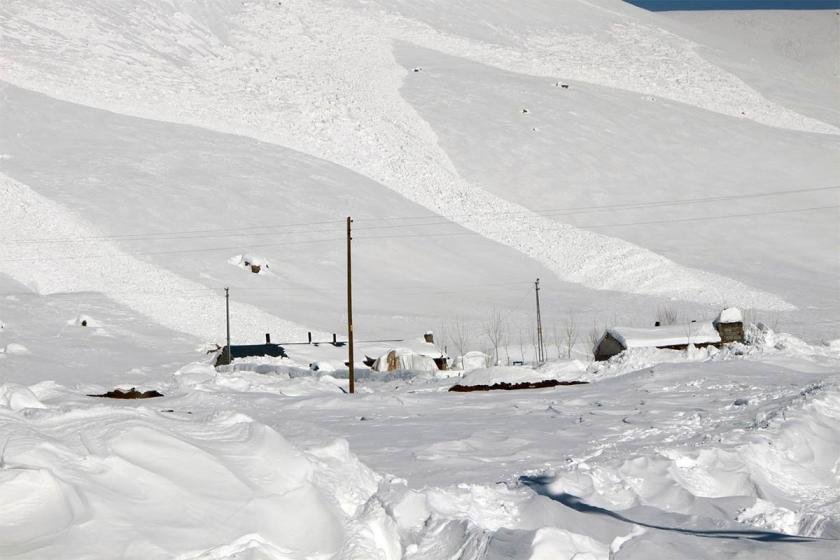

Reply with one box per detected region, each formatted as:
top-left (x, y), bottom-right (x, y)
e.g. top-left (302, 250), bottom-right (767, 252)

top-left (624, 0), bottom-right (839, 10)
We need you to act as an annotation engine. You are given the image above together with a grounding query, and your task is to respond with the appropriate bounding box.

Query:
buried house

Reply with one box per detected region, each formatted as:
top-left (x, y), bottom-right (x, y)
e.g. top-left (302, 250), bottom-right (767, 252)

top-left (593, 308), bottom-right (745, 361)
top-left (214, 334), bottom-right (288, 367)
top-left (366, 332), bottom-right (449, 373)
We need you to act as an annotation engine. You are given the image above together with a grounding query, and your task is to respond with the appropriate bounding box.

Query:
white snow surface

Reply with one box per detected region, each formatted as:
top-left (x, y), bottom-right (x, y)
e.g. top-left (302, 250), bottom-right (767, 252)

top-left (0, 326), bottom-right (838, 558)
top-left (0, 2), bottom-right (839, 559)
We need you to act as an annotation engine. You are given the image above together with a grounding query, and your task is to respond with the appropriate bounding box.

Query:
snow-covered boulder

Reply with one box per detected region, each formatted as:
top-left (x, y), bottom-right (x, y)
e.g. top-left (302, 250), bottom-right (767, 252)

top-left (453, 351), bottom-right (490, 372)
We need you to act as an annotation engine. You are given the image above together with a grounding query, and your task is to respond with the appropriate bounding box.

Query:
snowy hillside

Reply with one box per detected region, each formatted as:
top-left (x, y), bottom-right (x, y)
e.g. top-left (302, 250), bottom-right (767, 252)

top-left (2, 0), bottom-right (838, 342)
top-left (0, 1), bottom-right (839, 558)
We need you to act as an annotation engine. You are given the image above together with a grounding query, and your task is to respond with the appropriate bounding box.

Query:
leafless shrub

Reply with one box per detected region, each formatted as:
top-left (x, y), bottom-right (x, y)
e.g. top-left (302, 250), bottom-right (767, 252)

top-left (564, 316), bottom-right (578, 359)
top-left (483, 308), bottom-right (505, 366)
top-left (449, 317), bottom-right (470, 369)
top-left (588, 320), bottom-right (601, 356)
top-left (657, 305), bottom-right (678, 326)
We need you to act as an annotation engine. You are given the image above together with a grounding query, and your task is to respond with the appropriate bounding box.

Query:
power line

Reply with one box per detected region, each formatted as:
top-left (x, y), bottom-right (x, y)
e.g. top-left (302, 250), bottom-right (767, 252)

top-left (351, 184), bottom-right (840, 225)
top-left (0, 236), bottom-right (345, 263)
top-left (4, 219), bottom-right (346, 245)
top-left (2, 204), bottom-right (834, 263)
top-left (4, 185), bottom-right (837, 246)
top-left (0, 280), bottom-right (533, 298)
top-left (353, 204), bottom-right (840, 240)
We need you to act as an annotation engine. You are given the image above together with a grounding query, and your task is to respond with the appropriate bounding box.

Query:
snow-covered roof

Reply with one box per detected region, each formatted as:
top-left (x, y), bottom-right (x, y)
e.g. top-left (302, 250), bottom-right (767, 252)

top-left (605, 322), bottom-right (721, 349)
top-left (717, 307), bottom-right (743, 324)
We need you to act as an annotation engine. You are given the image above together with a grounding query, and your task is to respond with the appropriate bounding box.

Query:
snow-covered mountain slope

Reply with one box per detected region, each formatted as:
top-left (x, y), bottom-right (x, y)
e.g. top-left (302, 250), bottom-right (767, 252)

top-left (2, 0), bottom-right (838, 345)
top-left (660, 8), bottom-right (840, 129)
top-left (1, 3), bottom-right (840, 558)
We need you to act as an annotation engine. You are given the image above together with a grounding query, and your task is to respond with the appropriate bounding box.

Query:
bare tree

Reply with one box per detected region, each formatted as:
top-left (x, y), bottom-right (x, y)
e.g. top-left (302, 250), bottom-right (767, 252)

top-left (437, 320), bottom-right (450, 355)
top-left (564, 316), bottom-right (578, 359)
top-left (657, 305), bottom-right (678, 326)
top-left (518, 328), bottom-right (527, 364)
top-left (530, 327), bottom-right (540, 364)
top-left (449, 317), bottom-right (470, 370)
top-left (483, 308), bottom-right (505, 366)
top-left (552, 322), bottom-right (562, 360)
top-left (500, 324), bottom-right (510, 365)
top-left (588, 320), bottom-right (601, 357)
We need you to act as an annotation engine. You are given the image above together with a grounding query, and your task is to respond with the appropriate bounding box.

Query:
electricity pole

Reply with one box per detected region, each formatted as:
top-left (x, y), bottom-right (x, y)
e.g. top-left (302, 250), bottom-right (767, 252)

top-left (346, 216), bottom-right (355, 394)
top-left (535, 278), bottom-right (545, 363)
top-left (225, 287), bottom-right (232, 365)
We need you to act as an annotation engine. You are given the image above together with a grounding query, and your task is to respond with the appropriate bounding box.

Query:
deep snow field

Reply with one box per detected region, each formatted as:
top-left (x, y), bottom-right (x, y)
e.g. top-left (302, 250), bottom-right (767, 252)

top-left (1, 0), bottom-right (839, 558)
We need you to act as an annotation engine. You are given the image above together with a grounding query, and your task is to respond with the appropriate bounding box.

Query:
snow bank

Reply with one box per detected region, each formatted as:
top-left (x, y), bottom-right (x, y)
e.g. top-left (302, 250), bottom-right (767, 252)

top-left (461, 362), bottom-right (585, 386)
top-left (531, 379), bottom-right (840, 539)
top-left (530, 527), bottom-right (609, 560)
top-left (0, 403), bottom-right (369, 557)
top-left (0, 384), bottom-right (47, 411)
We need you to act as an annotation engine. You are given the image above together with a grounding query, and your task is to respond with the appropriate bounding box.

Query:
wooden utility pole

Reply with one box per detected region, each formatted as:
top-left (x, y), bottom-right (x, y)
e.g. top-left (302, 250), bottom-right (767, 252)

top-left (225, 287), bottom-right (232, 365)
top-left (535, 278), bottom-right (545, 363)
top-left (346, 217), bottom-right (355, 394)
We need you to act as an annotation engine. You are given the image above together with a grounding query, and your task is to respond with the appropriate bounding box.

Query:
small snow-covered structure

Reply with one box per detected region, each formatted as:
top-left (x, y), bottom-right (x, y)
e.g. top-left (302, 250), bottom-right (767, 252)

top-left (367, 335), bottom-right (447, 373)
top-left (714, 307), bottom-right (745, 344)
top-left (215, 342), bottom-right (287, 367)
top-left (372, 349), bottom-right (438, 373)
top-left (453, 351), bottom-right (490, 371)
top-left (594, 322), bottom-right (721, 361)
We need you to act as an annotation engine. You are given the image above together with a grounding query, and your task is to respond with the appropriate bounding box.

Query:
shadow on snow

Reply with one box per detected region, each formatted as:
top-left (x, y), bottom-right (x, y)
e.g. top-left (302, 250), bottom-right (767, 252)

top-left (519, 475), bottom-right (832, 543)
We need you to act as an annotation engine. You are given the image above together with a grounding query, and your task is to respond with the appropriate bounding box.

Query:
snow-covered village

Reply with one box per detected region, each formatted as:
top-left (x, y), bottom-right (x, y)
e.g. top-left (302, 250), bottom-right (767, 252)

top-left (0, 0), bottom-right (839, 558)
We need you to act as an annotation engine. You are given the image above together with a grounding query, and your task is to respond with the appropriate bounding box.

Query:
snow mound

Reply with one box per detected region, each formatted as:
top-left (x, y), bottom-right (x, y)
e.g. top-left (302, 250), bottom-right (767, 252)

top-left (1, 342), bottom-right (30, 356)
top-left (0, 384), bottom-right (47, 411)
top-left (0, 405), bottom-right (363, 557)
top-left (461, 362), bottom-right (585, 386)
top-left (453, 351), bottom-right (490, 372)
